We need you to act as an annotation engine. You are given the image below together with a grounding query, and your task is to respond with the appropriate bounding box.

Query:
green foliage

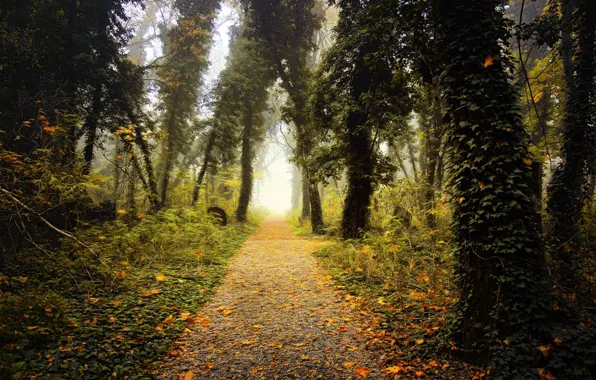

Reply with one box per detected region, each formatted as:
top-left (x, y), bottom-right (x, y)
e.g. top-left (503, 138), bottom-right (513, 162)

top-left (0, 207), bottom-right (258, 379)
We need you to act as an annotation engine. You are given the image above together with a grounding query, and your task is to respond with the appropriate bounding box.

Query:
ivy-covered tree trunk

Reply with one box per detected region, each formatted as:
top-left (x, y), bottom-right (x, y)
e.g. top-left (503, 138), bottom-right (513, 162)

top-left (438, 0), bottom-right (551, 372)
top-left (126, 105), bottom-right (161, 211)
top-left (82, 84), bottom-right (102, 175)
top-left (422, 90), bottom-right (443, 228)
top-left (546, 0), bottom-right (595, 288)
top-left (236, 107), bottom-right (253, 223)
top-left (191, 128), bottom-right (216, 205)
top-left (342, 111), bottom-right (373, 239)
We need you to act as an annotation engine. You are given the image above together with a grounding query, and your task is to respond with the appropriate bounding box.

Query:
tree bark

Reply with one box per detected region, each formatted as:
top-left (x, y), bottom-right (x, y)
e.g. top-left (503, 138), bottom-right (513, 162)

top-left (291, 164), bottom-right (301, 210)
top-left (82, 83), bottom-right (102, 175)
top-left (300, 169), bottom-right (311, 218)
top-left (126, 106), bottom-right (161, 211)
top-left (192, 128), bottom-right (216, 205)
top-left (342, 110), bottom-right (373, 239)
top-left (546, 0), bottom-right (595, 288)
top-left (236, 106), bottom-right (253, 222)
top-left (438, 0), bottom-right (551, 370)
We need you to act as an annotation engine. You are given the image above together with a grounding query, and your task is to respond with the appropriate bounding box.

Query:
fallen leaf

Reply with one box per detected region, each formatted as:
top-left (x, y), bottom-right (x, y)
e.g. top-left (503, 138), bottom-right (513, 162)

top-left (178, 370), bottom-right (194, 380)
top-left (241, 340), bottom-right (254, 345)
top-left (415, 371), bottom-right (426, 378)
top-left (384, 366), bottom-right (403, 374)
top-left (89, 297), bottom-right (100, 304)
top-left (483, 56), bottom-right (495, 68)
top-left (155, 273), bottom-right (167, 281)
top-left (343, 362), bottom-right (356, 368)
top-left (537, 344), bottom-right (551, 358)
top-left (355, 366), bottom-right (371, 378)
top-left (523, 157), bottom-right (533, 166)
top-left (538, 369), bottom-right (555, 380)
top-left (154, 326), bottom-right (163, 332)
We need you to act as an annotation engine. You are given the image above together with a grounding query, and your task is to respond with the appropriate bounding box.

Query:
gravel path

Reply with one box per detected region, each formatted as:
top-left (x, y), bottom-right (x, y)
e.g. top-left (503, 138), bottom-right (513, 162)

top-left (157, 218), bottom-right (383, 379)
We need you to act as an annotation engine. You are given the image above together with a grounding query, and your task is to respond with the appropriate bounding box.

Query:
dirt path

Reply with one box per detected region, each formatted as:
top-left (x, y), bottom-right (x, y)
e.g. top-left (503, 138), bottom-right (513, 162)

top-left (157, 218), bottom-right (383, 379)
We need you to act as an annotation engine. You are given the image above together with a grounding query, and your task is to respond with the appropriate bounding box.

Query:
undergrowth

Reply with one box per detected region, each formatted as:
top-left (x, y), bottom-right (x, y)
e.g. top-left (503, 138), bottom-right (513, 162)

top-left (0, 207), bottom-right (260, 379)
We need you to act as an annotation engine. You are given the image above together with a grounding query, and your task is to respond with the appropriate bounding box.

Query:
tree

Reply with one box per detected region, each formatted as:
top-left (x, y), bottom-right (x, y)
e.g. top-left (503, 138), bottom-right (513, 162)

top-left (437, 0), bottom-right (552, 373)
top-left (310, 0), bottom-right (413, 239)
top-left (156, 0), bottom-right (219, 206)
top-left (546, 0), bottom-right (596, 287)
top-left (242, 0), bottom-right (325, 234)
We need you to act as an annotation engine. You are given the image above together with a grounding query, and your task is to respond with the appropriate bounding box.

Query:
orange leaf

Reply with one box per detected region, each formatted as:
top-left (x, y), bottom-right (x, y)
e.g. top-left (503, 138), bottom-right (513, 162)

top-left (154, 326), bottom-right (163, 332)
top-left (178, 370), bottom-right (194, 380)
top-left (384, 366), bottom-right (403, 374)
top-left (483, 56), bottom-right (495, 68)
top-left (538, 369), bottom-right (555, 380)
top-left (355, 366), bottom-right (371, 378)
top-left (343, 362), bottom-right (356, 368)
top-left (415, 371), bottom-right (426, 378)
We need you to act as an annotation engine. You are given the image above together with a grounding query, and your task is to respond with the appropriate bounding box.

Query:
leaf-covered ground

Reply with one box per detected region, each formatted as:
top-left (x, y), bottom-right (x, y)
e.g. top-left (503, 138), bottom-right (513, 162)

top-left (157, 218), bottom-right (385, 379)
top-left (0, 217), bottom-right (255, 379)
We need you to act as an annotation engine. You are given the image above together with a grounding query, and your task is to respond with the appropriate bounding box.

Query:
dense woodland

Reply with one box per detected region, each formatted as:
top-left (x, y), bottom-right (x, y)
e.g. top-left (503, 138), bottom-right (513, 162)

top-left (1, 0), bottom-right (595, 378)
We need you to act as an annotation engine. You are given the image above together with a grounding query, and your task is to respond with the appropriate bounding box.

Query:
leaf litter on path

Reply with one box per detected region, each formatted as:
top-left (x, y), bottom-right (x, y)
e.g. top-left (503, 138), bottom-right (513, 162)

top-left (157, 219), bottom-right (383, 379)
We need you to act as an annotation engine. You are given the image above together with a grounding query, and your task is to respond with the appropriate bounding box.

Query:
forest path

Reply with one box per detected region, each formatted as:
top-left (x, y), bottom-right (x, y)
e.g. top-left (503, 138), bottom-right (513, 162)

top-left (157, 217), bottom-right (383, 379)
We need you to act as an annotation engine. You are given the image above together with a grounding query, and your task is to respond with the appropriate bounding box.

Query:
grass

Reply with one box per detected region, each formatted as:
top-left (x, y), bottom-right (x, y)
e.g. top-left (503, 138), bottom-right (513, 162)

top-left (0, 207), bottom-right (260, 379)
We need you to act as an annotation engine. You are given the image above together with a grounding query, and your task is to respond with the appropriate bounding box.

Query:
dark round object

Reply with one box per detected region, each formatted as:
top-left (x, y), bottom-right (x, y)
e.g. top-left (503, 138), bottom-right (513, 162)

top-left (207, 206), bottom-right (227, 226)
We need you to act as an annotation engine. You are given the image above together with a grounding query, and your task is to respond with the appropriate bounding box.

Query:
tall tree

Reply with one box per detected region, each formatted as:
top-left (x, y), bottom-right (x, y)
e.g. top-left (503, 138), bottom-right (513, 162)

top-left (310, 0), bottom-right (413, 239)
top-left (437, 0), bottom-right (552, 373)
top-left (157, 0), bottom-right (219, 206)
top-left (546, 0), bottom-right (596, 287)
top-left (242, 0), bottom-right (325, 234)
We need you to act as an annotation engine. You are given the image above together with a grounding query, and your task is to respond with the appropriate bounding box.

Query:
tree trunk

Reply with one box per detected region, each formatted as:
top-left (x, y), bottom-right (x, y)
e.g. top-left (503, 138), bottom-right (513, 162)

top-left (546, 0), bottom-right (595, 288)
top-left (82, 83), bottom-right (102, 175)
top-left (406, 138), bottom-right (418, 182)
top-left (300, 169), bottom-right (311, 218)
top-left (192, 128), bottom-right (216, 205)
top-left (423, 89), bottom-right (442, 228)
top-left (159, 109), bottom-right (178, 207)
top-left (342, 110), bottom-right (373, 239)
top-left (291, 164), bottom-right (301, 210)
top-left (308, 178), bottom-right (324, 234)
top-left (126, 106), bottom-right (161, 211)
top-left (236, 107), bottom-right (253, 223)
top-left (438, 0), bottom-right (551, 371)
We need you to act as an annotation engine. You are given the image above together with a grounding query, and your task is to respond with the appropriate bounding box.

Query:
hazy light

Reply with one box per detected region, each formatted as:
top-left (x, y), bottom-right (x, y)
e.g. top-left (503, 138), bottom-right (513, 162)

top-left (255, 143), bottom-right (293, 214)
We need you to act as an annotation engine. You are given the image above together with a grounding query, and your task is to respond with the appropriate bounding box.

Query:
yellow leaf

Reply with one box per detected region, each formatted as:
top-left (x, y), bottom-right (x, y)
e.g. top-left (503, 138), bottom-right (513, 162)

top-left (483, 56), bottom-right (495, 68)
top-left (415, 338), bottom-right (425, 345)
top-left (89, 297), bottom-right (100, 304)
top-left (27, 326), bottom-right (39, 330)
top-left (355, 366), bottom-right (371, 378)
top-left (252, 324), bottom-right (263, 329)
top-left (116, 209), bottom-right (127, 215)
top-left (155, 273), bottom-right (167, 281)
top-left (343, 362), bottom-right (356, 368)
top-left (459, 197), bottom-right (465, 204)
top-left (241, 340), bottom-right (254, 345)
top-left (523, 158), bottom-right (533, 166)
top-left (178, 370), bottom-right (194, 380)
top-left (117, 271), bottom-right (126, 279)
top-left (384, 366), bottom-right (403, 374)
top-left (150, 289), bottom-right (160, 294)
top-left (537, 344), bottom-right (551, 357)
